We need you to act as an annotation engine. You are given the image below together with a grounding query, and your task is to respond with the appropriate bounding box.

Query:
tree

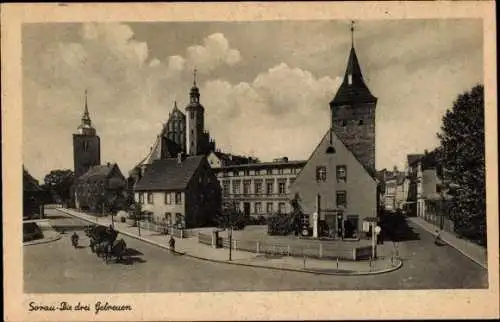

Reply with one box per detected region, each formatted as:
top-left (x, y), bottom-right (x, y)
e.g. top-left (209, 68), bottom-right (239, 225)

top-left (436, 84), bottom-right (486, 245)
top-left (43, 169), bottom-right (74, 205)
top-left (267, 194), bottom-right (302, 236)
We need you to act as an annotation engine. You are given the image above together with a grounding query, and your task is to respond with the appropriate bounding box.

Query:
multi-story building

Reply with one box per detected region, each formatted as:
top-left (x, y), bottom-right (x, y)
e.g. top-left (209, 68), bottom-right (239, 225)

top-left (290, 26), bottom-right (378, 240)
top-left (73, 163), bottom-right (127, 211)
top-left (212, 158), bottom-right (306, 217)
top-left (133, 154), bottom-right (221, 228)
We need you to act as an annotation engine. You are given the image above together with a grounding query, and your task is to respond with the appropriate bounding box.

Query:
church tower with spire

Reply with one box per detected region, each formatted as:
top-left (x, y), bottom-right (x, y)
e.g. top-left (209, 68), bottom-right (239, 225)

top-left (185, 68), bottom-right (206, 156)
top-left (73, 90), bottom-right (101, 178)
top-left (330, 21), bottom-right (377, 174)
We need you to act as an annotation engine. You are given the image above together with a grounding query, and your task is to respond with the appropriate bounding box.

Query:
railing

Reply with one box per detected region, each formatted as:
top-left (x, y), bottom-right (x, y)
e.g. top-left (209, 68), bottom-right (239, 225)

top-left (136, 221), bottom-right (192, 239)
top-left (196, 233), bottom-right (372, 261)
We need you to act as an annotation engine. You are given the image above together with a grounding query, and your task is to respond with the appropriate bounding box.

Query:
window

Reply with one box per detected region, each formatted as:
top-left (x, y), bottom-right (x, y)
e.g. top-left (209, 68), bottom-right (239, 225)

top-left (222, 180), bottom-right (230, 197)
top-left (278, 182), bottom-right (286, 195)
top-left (358, 120), bottom-right (364, 126)
top-left (255, 202), bottom-right (262, 214)
top-left (175, 192), bottom-right (182, 204)
top-left (316, 166), bottom-right (327, 182)
top-left (239, 170), bottom-right (245, 176)
top-left (266, 202), bottom-right (273, 213)
top-left (278, 202), bottom-right (286, 214)
top-left (243, 180), bottom-right (251, 194)
top-left (266, 169), bottom-right (272, 175)
top-left (255, 169), bottom-right (260, 175)
top-left (82, 141), bottom-right (88, 152)
top-left (336, 165), bottom-right (347, 183)
top-left (165, 192), bottom-right (172, 204)
top-left (278, 168), bottom-right (284, 175)
top-left (232, 180), bottom-right (241, 194)
top-left (254, 181), bottom-right (263, 194)
top-left (342, 120), bottom-right (347, 127)
top-left (190, 111), bottom-right (194, 119)
top-left (175, 213), bottom-right (183, 227)
top-left (436, 185), bottom-right (442, 193)
top-left (266, 181), bottom-right (274, 194)
top-left (291, 168), bottom-right (298, 174)
top-left (165, 212), bottom-right (172, 224)
top-left (147, 192), bottom-right (153, 204)
top-left (245, 170), bottom-right (250, 176)
top-left (336, 191), bottom-right (347, 208)
top-left (348, 74), bottom-right (353, 85)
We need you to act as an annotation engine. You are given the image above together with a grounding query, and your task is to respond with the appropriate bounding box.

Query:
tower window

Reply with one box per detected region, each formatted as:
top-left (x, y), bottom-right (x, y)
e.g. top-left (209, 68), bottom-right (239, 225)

top-left (190, 111), bottom-right (194, 119)
top-left (342, 120), bottom-right (347, 127)
top-left (359, 120), bottom-right (364, 126)
top-left (348, 74), bottom-right (353, 85)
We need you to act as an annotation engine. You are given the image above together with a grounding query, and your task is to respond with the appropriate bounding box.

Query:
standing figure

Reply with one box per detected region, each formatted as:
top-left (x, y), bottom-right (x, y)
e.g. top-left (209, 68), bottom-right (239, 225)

top-left (169, 236), bottom-right (176, 254)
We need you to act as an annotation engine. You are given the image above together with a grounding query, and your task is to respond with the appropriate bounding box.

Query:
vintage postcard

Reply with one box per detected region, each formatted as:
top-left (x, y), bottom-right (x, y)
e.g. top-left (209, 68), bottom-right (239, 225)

top-left (2, 2), bottom-right (499, 321)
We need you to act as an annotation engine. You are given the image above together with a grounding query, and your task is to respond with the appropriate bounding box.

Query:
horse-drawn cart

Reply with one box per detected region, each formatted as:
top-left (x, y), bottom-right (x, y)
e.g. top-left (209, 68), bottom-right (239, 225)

top-left (85, 225), bottom-right (128, 264)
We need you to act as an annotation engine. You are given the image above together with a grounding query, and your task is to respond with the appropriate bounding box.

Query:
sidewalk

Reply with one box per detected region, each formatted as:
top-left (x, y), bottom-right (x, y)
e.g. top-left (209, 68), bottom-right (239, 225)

top-left (23, 219), bottom-right (61, 246)
top-left (407, 216), bottom-right (488, 269)
top-left (56, 208), bottom-right (402, 276)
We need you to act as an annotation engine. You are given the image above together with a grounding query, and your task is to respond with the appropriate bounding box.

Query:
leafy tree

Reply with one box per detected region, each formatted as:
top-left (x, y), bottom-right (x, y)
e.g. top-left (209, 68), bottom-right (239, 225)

top-left (436, 84), bottom-right (486, 245)
top-left (215, 201), bottom-right (247, 230)
top-left (267, 194), bottom-right (303, 236)
top-left (43, 169), bottom-right (74, 205)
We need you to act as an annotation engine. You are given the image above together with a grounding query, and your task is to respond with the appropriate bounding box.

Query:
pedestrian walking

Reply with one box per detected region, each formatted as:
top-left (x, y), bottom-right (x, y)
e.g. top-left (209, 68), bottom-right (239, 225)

top-left (434, 229), bottom-right (444, 246)
top-left (169, 236), bottom-right (176, 254)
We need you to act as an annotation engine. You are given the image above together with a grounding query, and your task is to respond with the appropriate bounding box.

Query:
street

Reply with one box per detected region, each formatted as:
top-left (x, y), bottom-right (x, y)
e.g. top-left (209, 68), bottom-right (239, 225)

top-left (23, 209), bottom-right (488, 293)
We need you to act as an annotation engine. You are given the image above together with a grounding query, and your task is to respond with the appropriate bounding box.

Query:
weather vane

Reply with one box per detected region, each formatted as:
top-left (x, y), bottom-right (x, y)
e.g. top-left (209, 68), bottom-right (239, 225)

top-left (350, 20), bottom-right (355, 46)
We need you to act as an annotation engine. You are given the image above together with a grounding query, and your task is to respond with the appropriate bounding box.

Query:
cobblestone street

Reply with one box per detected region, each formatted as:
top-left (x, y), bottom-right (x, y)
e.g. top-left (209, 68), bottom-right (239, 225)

top-left (23, 210), bottom-right (487, 293)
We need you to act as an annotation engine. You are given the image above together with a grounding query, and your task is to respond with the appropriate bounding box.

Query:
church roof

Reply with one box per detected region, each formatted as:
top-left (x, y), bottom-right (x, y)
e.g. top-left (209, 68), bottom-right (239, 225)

top-left (134, 155), bottom-right (205, 191)
top-left (330, 47), bottom-right (377, 107)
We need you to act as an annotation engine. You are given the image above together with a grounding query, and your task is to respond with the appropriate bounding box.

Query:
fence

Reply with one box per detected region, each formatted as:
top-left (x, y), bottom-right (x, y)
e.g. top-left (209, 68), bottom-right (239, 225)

top-left (136, 221), bottom-right (193, 239)
top-left (197, 233), bottom-right (372, 261)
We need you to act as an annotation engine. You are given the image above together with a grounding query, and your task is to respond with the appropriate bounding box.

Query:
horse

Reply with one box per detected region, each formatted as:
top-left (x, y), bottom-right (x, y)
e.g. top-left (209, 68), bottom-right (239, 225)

top-left (102, 239), bottom-right (127, 264)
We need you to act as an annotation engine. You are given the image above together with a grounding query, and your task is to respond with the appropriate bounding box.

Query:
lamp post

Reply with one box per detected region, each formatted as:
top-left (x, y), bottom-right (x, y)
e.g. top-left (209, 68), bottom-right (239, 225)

top-left (372, 223), bottom-right (381, 259)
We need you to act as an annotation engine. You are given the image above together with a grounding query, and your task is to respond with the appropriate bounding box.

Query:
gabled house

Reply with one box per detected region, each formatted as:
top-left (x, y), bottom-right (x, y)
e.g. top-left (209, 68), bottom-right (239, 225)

top-left (133, 155), bottom-right (221, 228)
top-left (290, 129), bottom-right (378, 239)
top-left (74, 162), bottom-right (126, 211)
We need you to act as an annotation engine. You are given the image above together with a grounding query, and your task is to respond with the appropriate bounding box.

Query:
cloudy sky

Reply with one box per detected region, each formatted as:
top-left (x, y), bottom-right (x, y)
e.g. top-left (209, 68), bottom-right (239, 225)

top-left (22, 19), bottom-right (483, 181)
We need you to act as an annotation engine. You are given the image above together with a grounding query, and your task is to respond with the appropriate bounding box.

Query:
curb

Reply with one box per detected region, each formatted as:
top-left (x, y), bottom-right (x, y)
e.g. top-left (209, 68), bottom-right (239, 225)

top-left (57, 209), bottom-right (403, 276)
top-left (408, 218), bottom-right (487, 269)
top-left (24, 234), bottom-right (61, 246)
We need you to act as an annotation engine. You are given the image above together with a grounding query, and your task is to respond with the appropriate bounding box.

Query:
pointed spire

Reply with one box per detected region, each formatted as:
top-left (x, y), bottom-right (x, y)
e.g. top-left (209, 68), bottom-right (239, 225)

top-left (193, 67), bottom-right (198, 87)
top-left (81, 89), bottom-right (91, 126)
top-left (330, 21), bottom-right (376, 107)
top-left (173, 100), bottom-right (178, 110)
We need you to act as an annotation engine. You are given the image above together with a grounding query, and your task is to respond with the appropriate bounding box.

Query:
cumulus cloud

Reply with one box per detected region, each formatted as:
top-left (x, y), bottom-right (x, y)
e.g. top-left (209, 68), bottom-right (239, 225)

top-left (186, 33), bottom-right (242, 73)
top-left (201, 63), bottom-right (341, 160)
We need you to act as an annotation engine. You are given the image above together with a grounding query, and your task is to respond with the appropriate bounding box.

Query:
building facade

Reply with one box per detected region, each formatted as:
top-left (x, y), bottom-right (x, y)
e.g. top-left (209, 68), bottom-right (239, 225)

top-left (290, 30), bottom-right (378, 240)
top-left (212, 159), bottom-right (306, 217)
top-left (73, 91), bottom-right (101, 179)
top-left (133, 155), bottom-right (221, 229)
top-left (74, 163), bottom-right (127, 211)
